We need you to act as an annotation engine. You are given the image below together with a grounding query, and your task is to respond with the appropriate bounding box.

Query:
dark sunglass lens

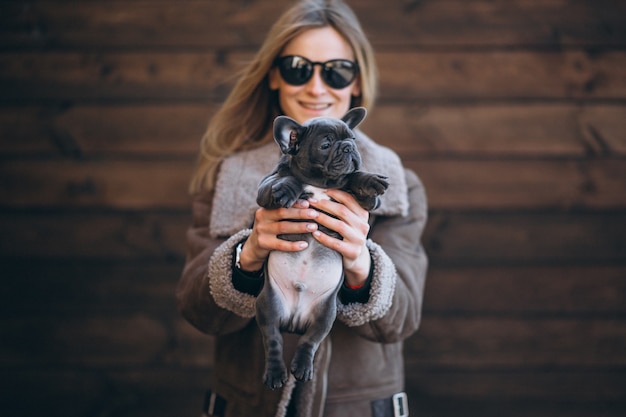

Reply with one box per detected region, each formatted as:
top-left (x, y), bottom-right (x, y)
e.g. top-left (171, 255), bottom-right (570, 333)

top-left (278, 56), bottom-right (312, 86)
top-left (323, 60), bottom-right (357, 89)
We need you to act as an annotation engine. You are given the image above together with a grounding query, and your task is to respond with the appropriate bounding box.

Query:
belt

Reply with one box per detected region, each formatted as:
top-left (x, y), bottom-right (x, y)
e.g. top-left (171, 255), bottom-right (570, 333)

top-left (371, 392), bottom-right (409, 417)
top-left (203, 390), bottom-right (409, 417)
top-left (202, 391), bottom-right (227, 417)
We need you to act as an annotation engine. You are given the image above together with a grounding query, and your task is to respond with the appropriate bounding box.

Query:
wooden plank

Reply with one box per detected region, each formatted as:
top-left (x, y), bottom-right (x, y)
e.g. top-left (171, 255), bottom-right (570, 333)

top-left (2, 368), bottom-right (624, 417)
top-left (579, 106), bottom-right (626, 154)
top-left (406, 371), bottom-right (626, 417)
top-left (1, 50), bottom-right (625, 101)
top-left (405, 370), bottom-right (626, 403)
top-left (363, 104), bottom-right (626, 157)
top-left (405, 317), bottom-right (626, 368)
top-left (3, 104), bottom-right (625, 157)
top-left (423, 211), bottom-right (626, 265)
top-left (2, 368), bottom-right (210, 417)
top-left (0, 211), bottom-right (189, 260)
top-left (423, 266), bottom-right (626, 315)
top-left (0, 211), bottom-right (625, 264)
top-left (0, 104), bottom-right (215, 156)
top-left (0, 159), bottom-right (194, 209)
top-left (2, 314), bottom-right (624, 369)
top-left (0, 51), bottom-right (241, 101)
top-left (407, 159), bottom-right (626, 211)
top-left (0, 315), bottom-right (170, 367)
top-left (2, 0), bottom-right (624, 48)
top-left (0, 261), bottom-right (183, 315)
top-left (2, 159), bottom-right (625, 210)
top-left (5, 262), bottom-right (623, 316)
top-left (0, 316), bottom-right (213, 369)
top-left (376, 50), bottom-right (626, 101)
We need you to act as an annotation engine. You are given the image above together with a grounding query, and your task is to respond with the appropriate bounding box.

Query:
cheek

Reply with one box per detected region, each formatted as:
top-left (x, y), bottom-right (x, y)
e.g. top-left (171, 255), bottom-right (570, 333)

top-left (277, 85), bottom-right (304, 111)
top-left (351, 77), bottom-right (362, 97)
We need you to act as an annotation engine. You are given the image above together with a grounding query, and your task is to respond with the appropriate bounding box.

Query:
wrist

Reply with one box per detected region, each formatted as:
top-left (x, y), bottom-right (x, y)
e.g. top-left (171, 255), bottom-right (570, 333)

top-left (236, 241), bottom-right (265, 272)
top-left (343, 249), bottom-right (371, 287)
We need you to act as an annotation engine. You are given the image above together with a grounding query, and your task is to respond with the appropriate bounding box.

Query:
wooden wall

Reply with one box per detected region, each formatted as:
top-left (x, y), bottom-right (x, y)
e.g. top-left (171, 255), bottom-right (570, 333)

top-left (1, 1), bottom-right (625, 416)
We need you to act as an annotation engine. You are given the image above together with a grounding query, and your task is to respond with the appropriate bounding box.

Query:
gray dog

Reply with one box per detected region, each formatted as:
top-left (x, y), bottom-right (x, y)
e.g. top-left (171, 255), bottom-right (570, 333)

top-left (255, 107), bottom-right (389, 389)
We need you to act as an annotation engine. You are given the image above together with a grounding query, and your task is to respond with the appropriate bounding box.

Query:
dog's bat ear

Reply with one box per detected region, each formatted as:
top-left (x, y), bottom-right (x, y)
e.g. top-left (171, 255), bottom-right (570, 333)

top-left (273, 116), bottom-right (302, 155)
top-left (341, 107), bottom-right (367, 130)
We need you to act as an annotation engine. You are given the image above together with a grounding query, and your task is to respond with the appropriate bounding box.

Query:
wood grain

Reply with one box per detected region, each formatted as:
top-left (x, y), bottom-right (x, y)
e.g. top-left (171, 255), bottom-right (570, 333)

top-left (1, 1), bottom-right (625, 415)
top-left (2, 0), bottom-right (624, 48)
top-left (2, 104), bottom-right (625, 157)
top-left (1, 50), bottom-right (624, 101)
top-left (1, 158), bottom-right (624, 210)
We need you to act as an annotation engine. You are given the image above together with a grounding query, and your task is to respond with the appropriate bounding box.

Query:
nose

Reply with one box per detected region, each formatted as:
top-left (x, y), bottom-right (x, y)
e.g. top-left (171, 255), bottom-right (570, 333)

top-left (341, 142), bottom-right (354, 153)
top-left (304, 67), bottom-right (327, 95)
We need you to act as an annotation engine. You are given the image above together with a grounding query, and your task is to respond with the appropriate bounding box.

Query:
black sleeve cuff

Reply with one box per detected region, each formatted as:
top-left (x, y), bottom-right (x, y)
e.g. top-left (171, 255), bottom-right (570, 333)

top-left (231, 240), bottom-right (264, 296)
top-left (338, 260), bottom-right (374, 304)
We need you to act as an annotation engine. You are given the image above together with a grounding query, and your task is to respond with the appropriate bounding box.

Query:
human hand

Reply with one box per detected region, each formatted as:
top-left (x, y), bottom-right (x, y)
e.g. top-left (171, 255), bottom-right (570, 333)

top-left (238, 200), bottom-right (320, 272)
top-left (309, 189), bottom-right (372, 288)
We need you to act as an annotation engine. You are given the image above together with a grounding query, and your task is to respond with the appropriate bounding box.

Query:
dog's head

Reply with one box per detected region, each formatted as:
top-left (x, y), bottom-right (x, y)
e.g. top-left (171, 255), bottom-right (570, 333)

top-left (273, 107), bottom-right (367, 184)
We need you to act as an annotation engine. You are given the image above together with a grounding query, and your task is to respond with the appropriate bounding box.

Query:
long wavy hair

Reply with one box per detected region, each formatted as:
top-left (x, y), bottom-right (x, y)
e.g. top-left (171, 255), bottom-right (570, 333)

top-left (189, 0), bottom-right (378, 193)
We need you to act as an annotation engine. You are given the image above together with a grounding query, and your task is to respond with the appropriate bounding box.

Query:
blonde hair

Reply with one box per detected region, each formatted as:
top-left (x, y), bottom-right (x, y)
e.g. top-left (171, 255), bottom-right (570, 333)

top-left (189, 0), bottom-right (378, 193)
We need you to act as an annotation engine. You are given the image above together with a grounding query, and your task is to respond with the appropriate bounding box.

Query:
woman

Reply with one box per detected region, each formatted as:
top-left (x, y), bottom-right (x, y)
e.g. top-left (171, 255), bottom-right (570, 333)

top-left (176, 1), bottom-right (428, 416)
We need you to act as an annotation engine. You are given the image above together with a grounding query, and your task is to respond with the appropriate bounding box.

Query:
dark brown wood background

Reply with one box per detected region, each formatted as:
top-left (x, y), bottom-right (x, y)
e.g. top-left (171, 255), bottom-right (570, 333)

top-left (1, 1), bottom-right (625, 416)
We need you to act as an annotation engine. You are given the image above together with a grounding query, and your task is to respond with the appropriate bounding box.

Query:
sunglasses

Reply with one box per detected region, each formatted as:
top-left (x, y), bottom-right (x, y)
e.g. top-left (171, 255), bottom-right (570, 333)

top-left (274, 55), bottom-right (359, 90)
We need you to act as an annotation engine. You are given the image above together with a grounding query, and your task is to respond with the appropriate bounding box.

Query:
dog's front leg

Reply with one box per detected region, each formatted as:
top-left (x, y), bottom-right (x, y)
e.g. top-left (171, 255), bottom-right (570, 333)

top-left (345, 172), bottom-right (389, 211)
top-left (257, 172), bottom-right (304, 209)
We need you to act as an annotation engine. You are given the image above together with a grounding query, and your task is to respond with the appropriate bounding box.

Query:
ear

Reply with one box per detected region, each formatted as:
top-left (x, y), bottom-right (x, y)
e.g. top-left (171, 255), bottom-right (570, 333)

top-left (273, 115), bottom-right (302, 155)
top-left (269, 67), bottom-right (281, 90)
top-left (341, 107), bottom-right (367, 129)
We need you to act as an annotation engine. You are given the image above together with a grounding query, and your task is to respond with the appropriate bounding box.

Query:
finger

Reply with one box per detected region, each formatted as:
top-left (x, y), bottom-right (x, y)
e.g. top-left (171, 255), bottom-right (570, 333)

top-left (324, 189), bottom-right (367, 215)
top-left (310, 198), bottom-right (367, 234)
top-left (267, 236), bottom-right (311, 252)
top-left (312, 229), bottom-right (345, 253)
top-left (256, 206), bottom-right (319, 223)
top-left (271, 219), bottom-right (318, 236)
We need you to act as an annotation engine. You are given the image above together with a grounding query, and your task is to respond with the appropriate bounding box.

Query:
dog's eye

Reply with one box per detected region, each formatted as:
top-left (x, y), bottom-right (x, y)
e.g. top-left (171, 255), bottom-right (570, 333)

top-left (320, 142), bottom-right (331, 150)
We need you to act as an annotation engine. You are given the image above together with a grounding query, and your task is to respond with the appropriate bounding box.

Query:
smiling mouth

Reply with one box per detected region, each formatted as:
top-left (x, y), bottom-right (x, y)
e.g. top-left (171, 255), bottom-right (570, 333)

top-left (301, 102), bottom-right (331, 110)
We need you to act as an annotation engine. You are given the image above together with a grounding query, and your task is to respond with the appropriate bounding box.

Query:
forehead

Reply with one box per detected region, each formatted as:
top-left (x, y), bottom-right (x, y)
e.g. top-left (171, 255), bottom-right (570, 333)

top-left (282, 26), bottom-right (355, 62)
top-left (303, 118), bottom-right (351, 138)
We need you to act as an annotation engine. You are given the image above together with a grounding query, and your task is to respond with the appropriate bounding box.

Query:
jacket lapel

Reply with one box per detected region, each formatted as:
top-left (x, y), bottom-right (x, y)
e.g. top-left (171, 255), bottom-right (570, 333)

top-left (209, 131), bottom-right (409, 238)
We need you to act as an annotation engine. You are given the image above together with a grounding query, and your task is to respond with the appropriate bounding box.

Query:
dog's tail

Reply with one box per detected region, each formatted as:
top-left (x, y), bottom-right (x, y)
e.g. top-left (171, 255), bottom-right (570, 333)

top-left (275, 374), bottom-right (297, 417)
top-left (274, 338), bottom-right (330, 417)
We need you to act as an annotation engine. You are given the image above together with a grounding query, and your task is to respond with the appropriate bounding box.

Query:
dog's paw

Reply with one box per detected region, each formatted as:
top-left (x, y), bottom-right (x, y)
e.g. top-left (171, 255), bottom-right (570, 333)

top-left (290, 348), bottom-right (315, 382)
top-left (291, 360), bottom-right (313, 382)
top-left (363, 174), bottom-right (389, 195)
top-left (271, 177), bottom-right (302, 208)
top-left (264, 365), bottom-right (288, 390)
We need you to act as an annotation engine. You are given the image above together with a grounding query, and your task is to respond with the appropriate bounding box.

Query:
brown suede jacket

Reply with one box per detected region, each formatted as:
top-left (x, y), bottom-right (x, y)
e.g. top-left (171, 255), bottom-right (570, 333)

top-left (176, 131), bottom-right (428, 417)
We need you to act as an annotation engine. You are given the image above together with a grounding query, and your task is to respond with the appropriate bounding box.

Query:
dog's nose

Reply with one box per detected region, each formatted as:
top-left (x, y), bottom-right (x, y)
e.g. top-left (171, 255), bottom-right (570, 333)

top-left (341, 142), bottom-right (353, 153)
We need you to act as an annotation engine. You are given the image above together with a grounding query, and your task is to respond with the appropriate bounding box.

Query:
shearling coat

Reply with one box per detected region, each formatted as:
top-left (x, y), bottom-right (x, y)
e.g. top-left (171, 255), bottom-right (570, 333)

top-left (176, 131), bottom-right (428, 417)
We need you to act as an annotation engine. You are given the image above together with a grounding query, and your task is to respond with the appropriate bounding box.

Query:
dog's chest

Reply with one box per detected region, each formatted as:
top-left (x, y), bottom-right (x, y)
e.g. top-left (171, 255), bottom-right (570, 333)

top-left (266, 185), bottom-right (343, 328)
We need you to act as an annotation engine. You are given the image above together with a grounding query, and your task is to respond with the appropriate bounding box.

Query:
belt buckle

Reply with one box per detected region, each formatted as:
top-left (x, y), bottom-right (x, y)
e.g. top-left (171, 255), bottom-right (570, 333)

top-left (392, 392), bottom-right (409, 417)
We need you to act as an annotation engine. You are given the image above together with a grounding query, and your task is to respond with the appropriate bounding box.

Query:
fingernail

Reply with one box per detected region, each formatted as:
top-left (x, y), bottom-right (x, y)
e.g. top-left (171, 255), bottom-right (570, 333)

top-left (299, 242), bottom-right (308, 249)
top-left (308, 198), bottom-right (318, 203)
top-left (313, 231), bottom-right (321, 238)
top-left (306, 223), bottom-right (317, 231)
top-left (308, 209), bottom-right (319, 218)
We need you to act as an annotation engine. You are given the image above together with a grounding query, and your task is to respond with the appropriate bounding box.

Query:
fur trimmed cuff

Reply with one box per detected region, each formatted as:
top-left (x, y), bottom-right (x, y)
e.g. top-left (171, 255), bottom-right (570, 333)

top-left (336, 239), bottom-right (397, 327)
top-left (207, 229), bottom-right (257, 318)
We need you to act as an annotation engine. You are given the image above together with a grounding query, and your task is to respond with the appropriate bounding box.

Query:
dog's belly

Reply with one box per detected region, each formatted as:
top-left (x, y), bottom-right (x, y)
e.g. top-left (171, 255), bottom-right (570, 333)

top-left (267, 235), bottom-right (343, 333)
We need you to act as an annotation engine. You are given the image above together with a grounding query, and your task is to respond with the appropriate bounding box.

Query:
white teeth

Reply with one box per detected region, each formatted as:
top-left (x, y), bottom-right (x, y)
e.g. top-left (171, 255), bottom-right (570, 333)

top-left (303, 103), bottom-right (329, 110)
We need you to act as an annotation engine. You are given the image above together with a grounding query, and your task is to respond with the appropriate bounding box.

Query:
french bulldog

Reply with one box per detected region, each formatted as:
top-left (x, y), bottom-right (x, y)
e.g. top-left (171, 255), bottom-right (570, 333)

top-left (255, 107), bottom-right (389, 389)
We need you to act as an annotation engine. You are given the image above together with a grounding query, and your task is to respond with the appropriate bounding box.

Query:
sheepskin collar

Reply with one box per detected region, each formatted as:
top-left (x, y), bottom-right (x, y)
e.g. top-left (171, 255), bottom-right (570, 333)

top-left (209, 131), bottom-right (409, 238)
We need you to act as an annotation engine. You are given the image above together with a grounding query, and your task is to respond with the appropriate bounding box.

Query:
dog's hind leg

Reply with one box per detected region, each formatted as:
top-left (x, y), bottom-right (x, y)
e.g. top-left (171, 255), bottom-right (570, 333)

top-left (256, 285), bottom-right (288, 389)
top-left (290, 296), bottom-right (338, 382)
